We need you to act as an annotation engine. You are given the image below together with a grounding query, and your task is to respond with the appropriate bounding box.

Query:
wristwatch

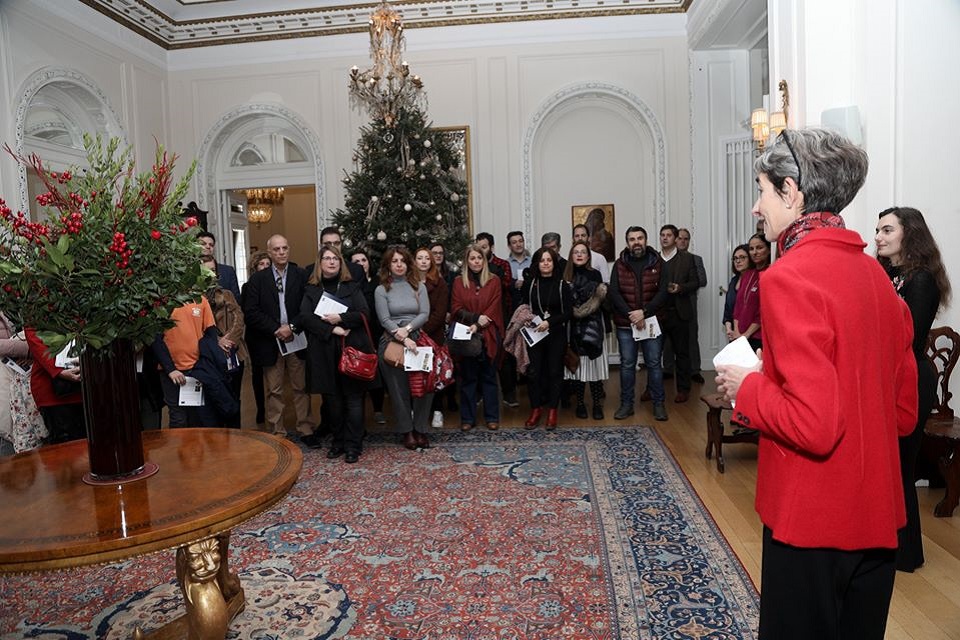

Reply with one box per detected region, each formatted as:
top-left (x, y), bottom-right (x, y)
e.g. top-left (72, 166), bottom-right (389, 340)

top-left (289, 323), bottom-right (298, 333)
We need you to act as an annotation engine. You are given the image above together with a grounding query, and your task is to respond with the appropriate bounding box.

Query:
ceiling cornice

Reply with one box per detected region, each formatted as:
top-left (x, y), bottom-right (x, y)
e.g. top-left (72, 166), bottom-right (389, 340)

top-left (75, 0), bottom-right (693, 50)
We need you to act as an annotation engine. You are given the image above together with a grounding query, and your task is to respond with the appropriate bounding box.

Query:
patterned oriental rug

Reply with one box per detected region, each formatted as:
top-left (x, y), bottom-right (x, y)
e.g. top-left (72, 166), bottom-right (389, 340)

top-left (1, 426), bottom-right (759, 639)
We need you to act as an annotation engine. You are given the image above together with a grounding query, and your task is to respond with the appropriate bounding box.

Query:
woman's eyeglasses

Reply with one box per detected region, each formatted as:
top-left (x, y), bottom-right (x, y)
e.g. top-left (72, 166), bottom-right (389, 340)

top-left (733, 256), bottom-right (749, 261)
top-left (778, 130), bottom-right (802, 190)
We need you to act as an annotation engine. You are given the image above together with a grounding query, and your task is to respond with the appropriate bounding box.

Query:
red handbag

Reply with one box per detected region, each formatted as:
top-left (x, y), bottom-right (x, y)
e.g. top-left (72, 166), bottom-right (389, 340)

top-left (338, 315), bottom-right (378, 382)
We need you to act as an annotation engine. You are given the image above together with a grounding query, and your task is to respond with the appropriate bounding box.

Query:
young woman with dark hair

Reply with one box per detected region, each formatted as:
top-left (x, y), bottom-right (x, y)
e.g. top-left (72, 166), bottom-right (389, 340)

top-left (375, 246), bottom-right (433, 449)
top-left (521, 246), bottom-right (572, 430)
top-left (876, 206), bottom-right (952, 573)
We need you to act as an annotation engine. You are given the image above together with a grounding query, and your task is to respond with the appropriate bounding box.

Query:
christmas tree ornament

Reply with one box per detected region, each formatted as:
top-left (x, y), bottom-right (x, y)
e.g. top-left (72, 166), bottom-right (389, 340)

top-left (450, 193), bottom-right (460, 202)
top-left (383, 132), bottom-right (395, 143)
top-left (429, 200), bottom-right (435, 206)
top-left (371, 195), bottom-right (379, 202)
top-left (401, 231), bottom-right (409, 241)
top-left (435, 214), bottom-right (442, 221)
top-left (377, 230), bottom-right (387, 241)
top-left (343, 238), bottom-right (353, 248)
top-left (404, 203), bottom-right (412, 212)
top-left (424, 140), bottom-right (432, 148)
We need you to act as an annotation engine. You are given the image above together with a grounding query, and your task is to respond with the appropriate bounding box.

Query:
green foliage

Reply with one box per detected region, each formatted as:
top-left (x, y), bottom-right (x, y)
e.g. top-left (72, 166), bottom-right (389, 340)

top-left (0, 134), bottom-right (212, 355)
top-left (331, 107), bottom-right (471, 267)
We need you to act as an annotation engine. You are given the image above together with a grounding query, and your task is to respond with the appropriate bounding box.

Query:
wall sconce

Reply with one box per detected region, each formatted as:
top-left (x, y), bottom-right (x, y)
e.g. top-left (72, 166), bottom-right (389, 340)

top-left (752, 79), bottom-right (790, 152)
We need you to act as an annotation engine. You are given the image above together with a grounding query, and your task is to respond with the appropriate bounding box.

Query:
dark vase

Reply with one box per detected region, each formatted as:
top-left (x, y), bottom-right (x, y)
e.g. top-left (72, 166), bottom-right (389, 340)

top-left (80, 338), bottom-right (145, 479)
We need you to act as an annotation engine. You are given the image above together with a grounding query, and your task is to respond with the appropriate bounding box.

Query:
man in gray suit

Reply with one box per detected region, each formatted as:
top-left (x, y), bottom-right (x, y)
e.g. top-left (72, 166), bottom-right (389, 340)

top-left (677, 228), bottom-right (707, 384)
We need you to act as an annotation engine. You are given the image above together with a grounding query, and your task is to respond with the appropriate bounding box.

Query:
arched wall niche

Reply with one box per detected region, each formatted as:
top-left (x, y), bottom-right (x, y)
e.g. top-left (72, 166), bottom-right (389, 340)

top-left (13, 67), bottom-right (127, 216)
top-left (522, 83), bottom-right (667, 247)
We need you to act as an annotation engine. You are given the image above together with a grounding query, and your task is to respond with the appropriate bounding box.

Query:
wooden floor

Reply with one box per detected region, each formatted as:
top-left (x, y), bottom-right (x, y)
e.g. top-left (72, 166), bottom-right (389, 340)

top-left (252, 368), bottom-right (960, 639)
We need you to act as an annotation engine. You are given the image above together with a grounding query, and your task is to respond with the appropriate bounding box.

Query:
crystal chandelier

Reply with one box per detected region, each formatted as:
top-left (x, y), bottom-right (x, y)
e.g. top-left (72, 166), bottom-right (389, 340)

top-left (348, 1), bottom-right (426, 127)
top-left (244, 187), bottom-right (284, 227)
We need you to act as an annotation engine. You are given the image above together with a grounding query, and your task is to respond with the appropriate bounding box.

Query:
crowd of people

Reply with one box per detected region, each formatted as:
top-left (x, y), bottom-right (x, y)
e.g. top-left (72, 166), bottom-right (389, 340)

top-left (0, 126), bottom-right (954, 638)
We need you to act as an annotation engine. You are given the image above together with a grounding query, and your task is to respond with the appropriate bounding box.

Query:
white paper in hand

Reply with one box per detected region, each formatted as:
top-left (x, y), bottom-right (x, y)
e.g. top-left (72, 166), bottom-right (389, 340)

top-left (713, 337), bottom-right (760, 408)
top-left (451, 322), bottom-right (473, 340)
top-left (179, 376), bottom-right (205, 406)
top-left (314, 291), bottom-right (349, 317)
top-left (712, 336), bottom-right (760, 369)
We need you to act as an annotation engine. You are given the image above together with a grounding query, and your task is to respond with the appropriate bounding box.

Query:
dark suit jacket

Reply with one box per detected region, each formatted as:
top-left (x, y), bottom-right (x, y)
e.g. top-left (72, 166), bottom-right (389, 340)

top-left (216, 262), bottom-right (241, 301)
top-left (661, 250), bottom-right (699, 322)
top-left (242, 263), bottom-right (307, 366)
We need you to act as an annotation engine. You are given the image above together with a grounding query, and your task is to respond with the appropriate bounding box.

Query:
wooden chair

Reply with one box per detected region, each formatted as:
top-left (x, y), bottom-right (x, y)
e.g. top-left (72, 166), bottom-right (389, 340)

top-left (922, 326), bottom-right (960, 517)
top-left (700, 393), bottom-right (759, 473)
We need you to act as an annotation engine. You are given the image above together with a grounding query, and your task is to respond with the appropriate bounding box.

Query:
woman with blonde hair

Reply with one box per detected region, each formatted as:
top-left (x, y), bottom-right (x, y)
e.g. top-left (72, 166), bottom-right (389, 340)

top-left (375, 246), bottom-right (433, 449)
top-left (450, 244), bottom-right (503, 431)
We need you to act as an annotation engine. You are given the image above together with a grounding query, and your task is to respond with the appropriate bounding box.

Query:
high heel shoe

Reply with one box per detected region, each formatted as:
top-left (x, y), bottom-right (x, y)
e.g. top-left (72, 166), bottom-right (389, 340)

top-left (524, 408), bottom-right (542, 429)
top-left (545, 408), bottom-right (558, 430)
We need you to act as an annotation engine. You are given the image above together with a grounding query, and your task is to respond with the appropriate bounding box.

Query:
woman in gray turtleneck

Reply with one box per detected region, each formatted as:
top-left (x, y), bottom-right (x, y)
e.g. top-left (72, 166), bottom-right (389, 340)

top-left (375, 246), bottom-right (433, 449)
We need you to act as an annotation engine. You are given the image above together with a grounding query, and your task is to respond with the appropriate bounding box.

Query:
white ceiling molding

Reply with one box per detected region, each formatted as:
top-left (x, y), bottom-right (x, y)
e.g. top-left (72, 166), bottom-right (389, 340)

top-left (76, 0), bottom-right (692, 50)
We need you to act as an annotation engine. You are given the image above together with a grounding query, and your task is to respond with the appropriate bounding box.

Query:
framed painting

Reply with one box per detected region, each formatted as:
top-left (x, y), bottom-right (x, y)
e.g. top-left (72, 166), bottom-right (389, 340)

top-left (431, 125), bottom-right (473, 235)
top-left (571, 203), bottom-right (615, 261)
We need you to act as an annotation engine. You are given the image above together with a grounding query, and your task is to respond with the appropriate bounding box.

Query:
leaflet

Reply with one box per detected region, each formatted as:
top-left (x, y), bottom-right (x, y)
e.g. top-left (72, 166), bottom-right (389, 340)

top-left (178, 376), bottom-right (205, 406)
top-left (277, 331), bottom-right (308, 356)
top-left (314, 291), bottom-right (349, 317)
top-left (450, 322), bottom-right (473, 341)
top-left (520, 316), bottom-right (549, 347)
top-left (632, 316), bottom-right (662, 341)
top-left (404, 346), bottom-right (434, 372)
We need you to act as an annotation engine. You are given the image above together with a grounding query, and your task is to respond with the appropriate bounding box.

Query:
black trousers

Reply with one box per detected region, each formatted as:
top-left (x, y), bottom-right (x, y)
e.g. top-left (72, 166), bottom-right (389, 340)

top-left (759, 527), bottom-right (896, 640)
top-left (526, 330), bottom-right (565, 409)
top-left (660, 312), bottom-right (692, 393)
top-left (40, 403), bottom-right (85, 444)
top-left (323, 391), bottom-right (364, 454)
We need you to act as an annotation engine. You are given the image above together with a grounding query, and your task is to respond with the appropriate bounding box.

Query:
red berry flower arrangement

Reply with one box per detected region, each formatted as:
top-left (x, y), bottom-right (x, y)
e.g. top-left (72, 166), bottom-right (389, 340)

top-left (0, 135), bottom-right (212, 355)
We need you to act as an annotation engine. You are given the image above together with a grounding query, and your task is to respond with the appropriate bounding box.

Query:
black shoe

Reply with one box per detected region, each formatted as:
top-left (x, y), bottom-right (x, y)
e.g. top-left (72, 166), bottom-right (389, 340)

top-left (692, 373), bottom-right (705, 384)
top-left (300, 433), bottom-right (325, 449)
top-left (613, 404), bottom-right (634, 420)
top-left (344, 452), bottom-right (359, 464)
top-left (575, 403), bottom-right (588, 419)
top-left (592, 405), bottom-right (604, 420)
top-left (327, 446), bottom-right (345, 459)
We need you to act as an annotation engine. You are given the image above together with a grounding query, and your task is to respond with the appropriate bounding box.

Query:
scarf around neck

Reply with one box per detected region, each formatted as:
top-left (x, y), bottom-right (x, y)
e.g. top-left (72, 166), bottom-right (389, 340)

top-left (777, 211), bottom-right (845, 255)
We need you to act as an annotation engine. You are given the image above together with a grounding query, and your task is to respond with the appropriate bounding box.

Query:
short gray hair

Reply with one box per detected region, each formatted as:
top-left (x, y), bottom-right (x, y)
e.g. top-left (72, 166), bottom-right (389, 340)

top-left (754, 128), bottom-right (868, 215)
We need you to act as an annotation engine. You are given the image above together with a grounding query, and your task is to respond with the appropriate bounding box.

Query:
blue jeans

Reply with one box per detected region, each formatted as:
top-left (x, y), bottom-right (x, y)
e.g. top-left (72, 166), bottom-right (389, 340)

top-left (616, 328), bottom-right (665, 406)
top-left (459, 353), bottom-right (500, 425)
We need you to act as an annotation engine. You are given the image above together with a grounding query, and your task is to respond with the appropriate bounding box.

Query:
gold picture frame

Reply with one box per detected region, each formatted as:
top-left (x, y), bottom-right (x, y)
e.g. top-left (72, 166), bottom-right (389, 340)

top-left (431, 125), bottom-right (473, 235)
top-left (571, 203), bottom-right (616, 261)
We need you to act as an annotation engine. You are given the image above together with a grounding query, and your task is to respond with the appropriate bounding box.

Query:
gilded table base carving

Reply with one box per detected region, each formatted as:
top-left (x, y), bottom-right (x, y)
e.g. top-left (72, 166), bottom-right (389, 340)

top-left (133, 533), bottom-right (245, 640)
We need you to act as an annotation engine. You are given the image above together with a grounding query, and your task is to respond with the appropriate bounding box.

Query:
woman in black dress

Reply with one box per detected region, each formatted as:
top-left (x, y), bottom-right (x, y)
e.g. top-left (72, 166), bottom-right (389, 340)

top-left (521, 246), bottom-right (572, 430)
top-left (875, 206), bottom-right (952, 572)
top-left (351, 250), bottom-right (387, 426)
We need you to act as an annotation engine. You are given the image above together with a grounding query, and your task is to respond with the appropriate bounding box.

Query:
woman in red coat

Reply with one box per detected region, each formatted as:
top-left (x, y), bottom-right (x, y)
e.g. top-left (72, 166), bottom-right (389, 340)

top-left (449, 244), bottom-right (503, 431)
top-left (25, 329), bottom-right (84, 444)
top-left (716, 129), bottom-right (917, 640)
top-left (415, 247), bottom-right (451, 429)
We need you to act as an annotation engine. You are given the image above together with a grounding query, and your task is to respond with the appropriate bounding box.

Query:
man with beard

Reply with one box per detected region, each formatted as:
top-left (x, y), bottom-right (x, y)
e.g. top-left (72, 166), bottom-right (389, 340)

top-left (608, 226), bottom-right (669, 421)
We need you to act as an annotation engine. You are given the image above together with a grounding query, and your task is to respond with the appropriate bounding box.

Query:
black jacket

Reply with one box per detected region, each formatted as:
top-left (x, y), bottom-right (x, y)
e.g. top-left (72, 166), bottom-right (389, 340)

top-left (294, 278), bottom-right (372, 395)
top-left (242, 263), bottom-right (307, 366)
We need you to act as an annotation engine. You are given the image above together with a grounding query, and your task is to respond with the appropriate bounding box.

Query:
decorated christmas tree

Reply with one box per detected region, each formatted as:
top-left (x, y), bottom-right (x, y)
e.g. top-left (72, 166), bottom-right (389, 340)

top-left (331, 2), bottom-right (470, 264)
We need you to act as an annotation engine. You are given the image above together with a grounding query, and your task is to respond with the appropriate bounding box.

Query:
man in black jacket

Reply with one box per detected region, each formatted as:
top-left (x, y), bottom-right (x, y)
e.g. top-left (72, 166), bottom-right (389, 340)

top-left (608, 226), bottom-right (669, 421)
top-left (242, 234), bottom-right (313, 437)
top-left (658, 224), bottom-right (700, 403)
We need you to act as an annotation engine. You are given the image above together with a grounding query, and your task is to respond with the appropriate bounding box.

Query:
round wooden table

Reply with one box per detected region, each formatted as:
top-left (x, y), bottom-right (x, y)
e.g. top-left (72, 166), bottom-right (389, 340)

top-left (0, 428), bottom-right (302, 639)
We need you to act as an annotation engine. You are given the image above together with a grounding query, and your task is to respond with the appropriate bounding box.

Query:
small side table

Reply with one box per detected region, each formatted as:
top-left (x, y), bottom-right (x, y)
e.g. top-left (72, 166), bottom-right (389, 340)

top-left (701, 393), bottom-right (759, 473)
top-left (0, 428), bottom-right (302, 639)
